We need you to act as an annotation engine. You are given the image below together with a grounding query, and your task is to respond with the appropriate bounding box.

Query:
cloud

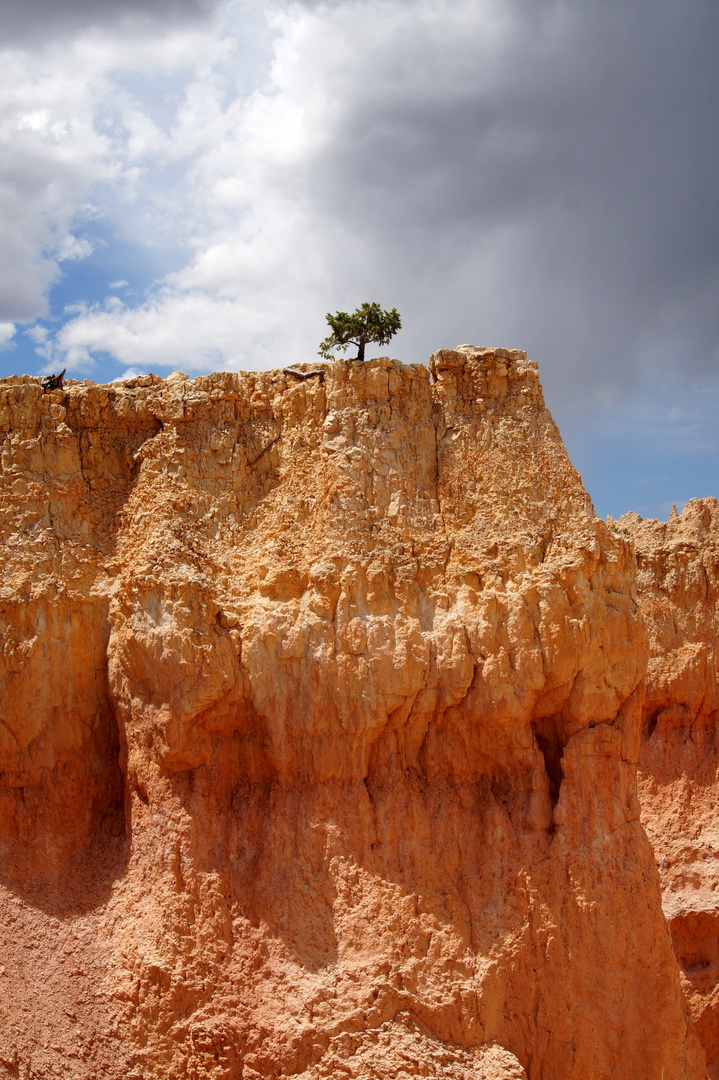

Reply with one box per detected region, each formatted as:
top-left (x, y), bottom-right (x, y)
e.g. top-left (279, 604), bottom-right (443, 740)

top-left (3, 0), bottom-right (719, 410)
top-left (113, 366), bottom-right (147, 381)
top-left (0, 18), bottom-right (236, 326)
top-left (0, 0), bottom-right (219, 45)
top-left (0, 47), bottom-right (113, 321)
top-left (0, 323), bottom-right (16, 348)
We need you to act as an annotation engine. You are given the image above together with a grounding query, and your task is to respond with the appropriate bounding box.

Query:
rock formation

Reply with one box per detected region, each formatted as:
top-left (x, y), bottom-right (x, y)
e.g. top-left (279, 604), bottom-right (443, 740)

top-left (622, 501), bottom-right (719, 1078)
top-left (0, 349), bottom-right (708, 1079)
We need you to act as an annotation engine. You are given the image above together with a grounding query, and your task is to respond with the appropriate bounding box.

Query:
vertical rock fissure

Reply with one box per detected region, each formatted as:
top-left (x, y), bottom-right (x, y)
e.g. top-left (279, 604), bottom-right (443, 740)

top-left (533, 727), bottom-right (566, 809)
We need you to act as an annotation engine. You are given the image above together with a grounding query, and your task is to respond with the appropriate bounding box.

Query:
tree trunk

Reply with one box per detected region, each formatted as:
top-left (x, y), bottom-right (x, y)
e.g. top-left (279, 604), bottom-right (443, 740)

top-left (356, 340), bottom-right (365, 362)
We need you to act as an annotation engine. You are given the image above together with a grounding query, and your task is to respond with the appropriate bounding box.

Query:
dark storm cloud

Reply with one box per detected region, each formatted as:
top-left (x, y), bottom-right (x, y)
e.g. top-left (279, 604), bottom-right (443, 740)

top-left (0, 0), bottom-right (218, 43)
top-left (291, 0), bottom-right (719, 402)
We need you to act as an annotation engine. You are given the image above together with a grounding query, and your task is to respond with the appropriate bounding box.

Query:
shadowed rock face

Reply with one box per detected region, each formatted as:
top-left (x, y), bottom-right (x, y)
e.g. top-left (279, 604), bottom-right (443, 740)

top-left (623, 500), bottom-right (719, 1078)
top-left (0, 351), bottom-right (706, 1079)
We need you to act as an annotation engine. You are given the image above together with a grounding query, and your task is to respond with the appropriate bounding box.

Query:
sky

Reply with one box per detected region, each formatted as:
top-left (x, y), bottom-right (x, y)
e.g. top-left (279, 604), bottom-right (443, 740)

top-left (0, 0), bottom-right (717, 520)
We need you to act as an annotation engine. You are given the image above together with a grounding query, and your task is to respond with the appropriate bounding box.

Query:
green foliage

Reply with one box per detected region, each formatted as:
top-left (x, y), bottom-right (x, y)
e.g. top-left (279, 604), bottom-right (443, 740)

top-left (319, 301), bottom-right (402, 362)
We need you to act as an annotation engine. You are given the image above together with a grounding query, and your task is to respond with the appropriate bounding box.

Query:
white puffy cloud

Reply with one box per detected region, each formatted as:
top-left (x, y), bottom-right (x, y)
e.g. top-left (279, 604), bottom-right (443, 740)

top-left (0, 323), bottom-right (16, 347)
top-left (0, 15), bottom-right (237, 328)
top-left (0, 51), bottom-right (106, 320)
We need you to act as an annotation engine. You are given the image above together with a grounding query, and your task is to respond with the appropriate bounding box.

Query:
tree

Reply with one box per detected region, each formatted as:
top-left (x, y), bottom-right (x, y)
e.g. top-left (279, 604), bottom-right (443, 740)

top-left (318, 302), bottom-right (401, 363)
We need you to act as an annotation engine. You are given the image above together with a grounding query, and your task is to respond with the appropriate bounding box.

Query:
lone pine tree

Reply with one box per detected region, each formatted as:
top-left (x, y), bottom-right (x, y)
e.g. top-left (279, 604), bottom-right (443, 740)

top-left (318, 302), bottom-right (401, 363)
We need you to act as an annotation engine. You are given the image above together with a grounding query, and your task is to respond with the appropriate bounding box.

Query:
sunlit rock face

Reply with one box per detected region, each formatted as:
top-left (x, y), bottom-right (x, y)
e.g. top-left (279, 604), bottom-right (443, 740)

top-left (0, 352), bottom-right (705, 1080)
top-left (623, 499), bottom-right (719, 1078)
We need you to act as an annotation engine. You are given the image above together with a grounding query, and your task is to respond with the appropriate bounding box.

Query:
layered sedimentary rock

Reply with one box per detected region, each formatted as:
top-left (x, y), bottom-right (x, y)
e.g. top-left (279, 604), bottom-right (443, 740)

top-left (622, 501), bottom-right (719, 1077)
top-left (0, 350), bottom-right (706, 1079)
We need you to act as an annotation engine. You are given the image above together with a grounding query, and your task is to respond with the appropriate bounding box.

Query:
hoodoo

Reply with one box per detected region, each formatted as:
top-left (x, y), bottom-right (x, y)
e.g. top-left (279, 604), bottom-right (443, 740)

top-left (0, 349), bottom-right (709, 1078)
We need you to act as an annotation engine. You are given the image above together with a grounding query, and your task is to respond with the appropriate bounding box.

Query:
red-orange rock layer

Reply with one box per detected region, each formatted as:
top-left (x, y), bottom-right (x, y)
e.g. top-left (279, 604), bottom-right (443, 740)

top-left (0, 350), bottom-right (705, 1079)
top-left (623, 500), bottom-right (719, 1077)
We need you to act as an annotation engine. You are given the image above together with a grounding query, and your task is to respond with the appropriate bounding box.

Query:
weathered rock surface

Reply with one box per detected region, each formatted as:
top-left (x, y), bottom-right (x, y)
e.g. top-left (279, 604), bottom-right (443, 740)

top-left (622, 500), bottom-right (719, 1077)
top-left (0, 350), bottom-right (706, 1079)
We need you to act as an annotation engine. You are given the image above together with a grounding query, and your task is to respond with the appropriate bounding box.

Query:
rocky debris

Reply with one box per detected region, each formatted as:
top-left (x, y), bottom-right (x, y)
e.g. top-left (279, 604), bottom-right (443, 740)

top-left (0, 350), bottom-right (707, 1079)
top-left (289, 1014), bottom-right (528, 1079)
top-left (622, 498), bottom-right (719, 1077)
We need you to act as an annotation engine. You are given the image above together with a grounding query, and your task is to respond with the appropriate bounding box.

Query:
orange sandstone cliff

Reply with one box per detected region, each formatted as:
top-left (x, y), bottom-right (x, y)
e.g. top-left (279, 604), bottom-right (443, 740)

top-left (0, 349), bottom-right (708, 1079)
top-left (622, 501), bottom-right (719, 1077)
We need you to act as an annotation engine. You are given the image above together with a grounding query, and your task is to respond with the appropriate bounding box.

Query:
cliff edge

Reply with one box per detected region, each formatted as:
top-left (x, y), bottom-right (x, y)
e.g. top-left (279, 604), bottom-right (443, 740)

top-left (0, 349), bottom-right (706, 1079)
